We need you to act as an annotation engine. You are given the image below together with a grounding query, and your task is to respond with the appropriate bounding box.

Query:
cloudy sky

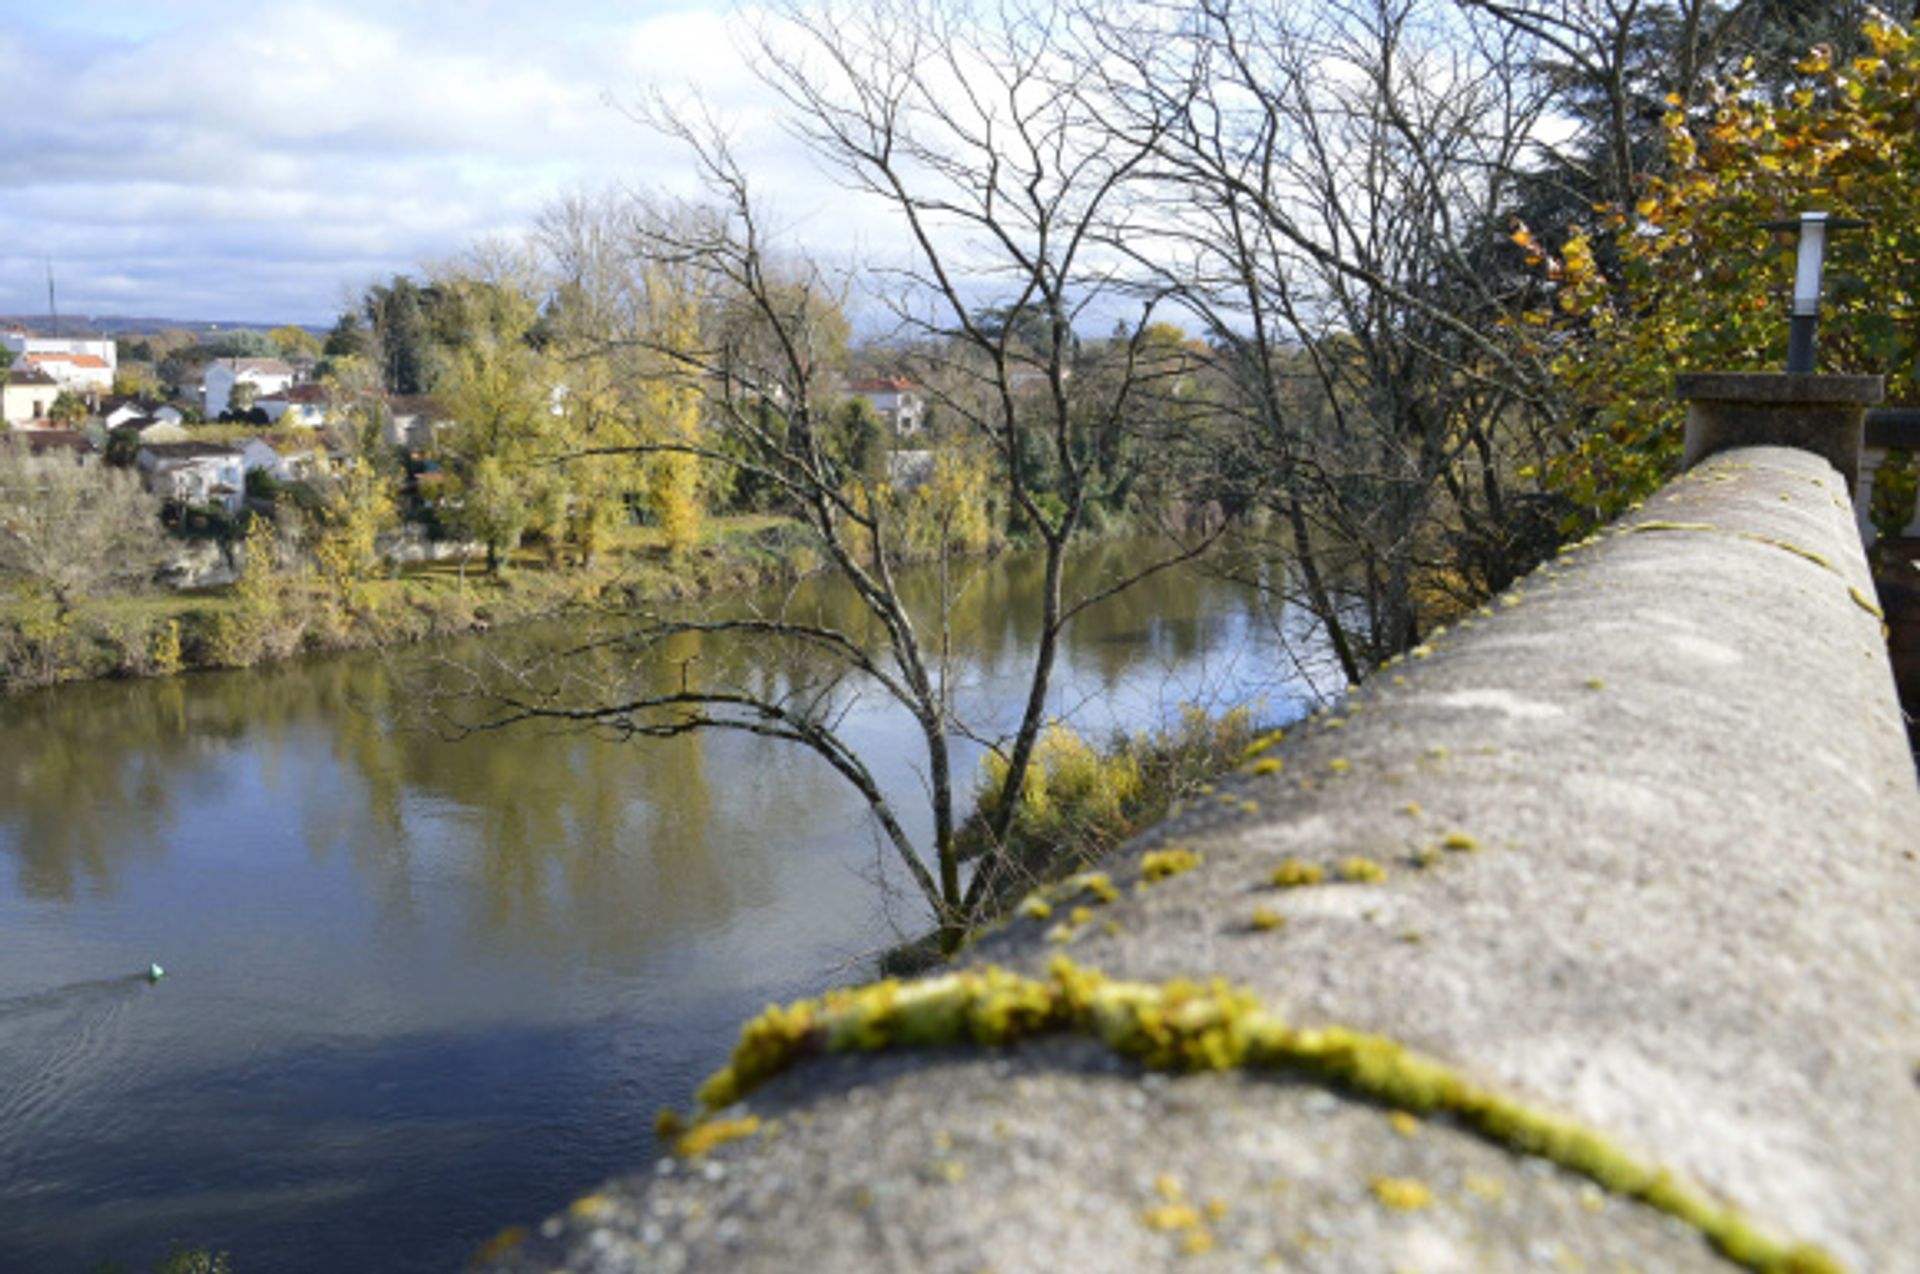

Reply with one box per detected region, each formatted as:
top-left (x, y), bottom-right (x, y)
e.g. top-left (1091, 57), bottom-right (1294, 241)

top-left (0, 0), bottom-right (847, 327)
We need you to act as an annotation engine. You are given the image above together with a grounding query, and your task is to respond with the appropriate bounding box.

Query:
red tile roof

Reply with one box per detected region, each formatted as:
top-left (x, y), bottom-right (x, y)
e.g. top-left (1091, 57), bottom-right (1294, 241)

top-left (26, 352), bottom-right (109, 370)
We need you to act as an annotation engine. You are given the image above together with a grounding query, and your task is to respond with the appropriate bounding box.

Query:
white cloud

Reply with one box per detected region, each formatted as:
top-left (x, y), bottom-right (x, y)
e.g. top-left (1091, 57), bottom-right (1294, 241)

top-left (0, 1), bottom-right (809, 324)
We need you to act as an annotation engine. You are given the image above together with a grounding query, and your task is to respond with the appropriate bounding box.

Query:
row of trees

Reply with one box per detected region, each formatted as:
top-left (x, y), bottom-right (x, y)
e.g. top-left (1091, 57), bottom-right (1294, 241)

top-left (409, 0), bottom-right (1920, 944)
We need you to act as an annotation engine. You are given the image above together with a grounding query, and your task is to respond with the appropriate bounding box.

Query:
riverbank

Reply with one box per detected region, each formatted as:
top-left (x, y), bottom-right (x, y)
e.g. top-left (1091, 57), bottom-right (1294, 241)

top-left (881, 704), bottom-right (1264, 975)
top-left (0, 516), bottom-right (823, 694)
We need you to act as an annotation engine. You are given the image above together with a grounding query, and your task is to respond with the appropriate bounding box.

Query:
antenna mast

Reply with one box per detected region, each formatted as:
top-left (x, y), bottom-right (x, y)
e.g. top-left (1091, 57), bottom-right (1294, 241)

top-left (45, 259), bottom-right (58, 337)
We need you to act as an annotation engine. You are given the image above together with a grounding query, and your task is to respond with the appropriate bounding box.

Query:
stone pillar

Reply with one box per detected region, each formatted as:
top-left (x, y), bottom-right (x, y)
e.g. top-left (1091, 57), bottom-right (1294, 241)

top-left (1674, 371), bottom-right (1883, 489)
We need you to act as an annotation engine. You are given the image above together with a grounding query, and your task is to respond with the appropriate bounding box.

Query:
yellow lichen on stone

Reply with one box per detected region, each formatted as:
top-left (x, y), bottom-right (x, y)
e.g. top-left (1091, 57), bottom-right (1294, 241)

top-left (1270, 860), bottom-right (1325, 888)
top-left (1339, 857), bottom-right (1388, 884)
top-left (1251, 907), bottom-right (1287, 931)
top-left (1141, 848), bottom-right (1204, 883)
top-left (1243, 730), bottom-right (1286, 759)
top-left (1441, 831), bottom-right (1480, 852)
top-left (1143, 1203), bottom-right (1203, 1231)
top-left (1067, 872), bottom-right (1121, 905)
top-left (1401, 802), bottom-right (1421, 816)
top-left (1371, 1177), bottom-right (1433, 1210)
top-left (1389, 1110), bottom-right (1421, 1137)
top-left (1465, 1172), bottom-right (1507, 1202)
top-left (1328, 757), bottom-right (1351, 773)
top-left (683, 959), bottom-right (1847, 1274)
top-left (676, 1115), bottom-right (763, 1158)
top-left (568, 1193), bottom-right (612, 1218)
top-left (1019, 895), bottom-right (1054, 921)
top-left (1245, 757), bottom-right (1284, 776)
top-left (1180, 1230), bottom-right (1216, 1255)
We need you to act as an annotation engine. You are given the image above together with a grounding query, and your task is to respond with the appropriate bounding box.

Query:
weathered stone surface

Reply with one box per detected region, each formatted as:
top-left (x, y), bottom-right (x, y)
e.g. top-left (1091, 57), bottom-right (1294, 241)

top-left (1677, 372), bottom-right (1882, 485)
top-left (479, 447), bottom-right (1920, 1274)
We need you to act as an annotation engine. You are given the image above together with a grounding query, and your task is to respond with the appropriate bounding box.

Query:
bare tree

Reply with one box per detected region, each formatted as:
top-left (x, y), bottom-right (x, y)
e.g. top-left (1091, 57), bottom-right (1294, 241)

top-left (1082, 0), bottom-right (1569, 680)
top-left (442, 0), bottom-right (1225, 951)
top-left (0, 443), bottom-right (165, 615)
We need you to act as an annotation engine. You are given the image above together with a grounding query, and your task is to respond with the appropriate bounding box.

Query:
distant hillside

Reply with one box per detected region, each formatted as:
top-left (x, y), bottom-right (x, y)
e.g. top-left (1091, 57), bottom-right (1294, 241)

top-left (0, 315), bottom-right (323, 338)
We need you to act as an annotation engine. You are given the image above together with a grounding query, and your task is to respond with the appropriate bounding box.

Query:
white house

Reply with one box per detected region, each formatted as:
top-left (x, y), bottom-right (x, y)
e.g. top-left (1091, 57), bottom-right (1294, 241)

top-left (137, 441), bottom-right (247, 515)
top-left (384, 394), bottom-right (451, 451)
top-left (102, 398), bottom-right (184, 430)
top-left (2, 367), bottom-right (61, 427)
top-left (22, 351), bottom-right (113, 395)
top-left (1, 328), bottom-right (116, 373)
top-left (238, 436), bottom-right (321, 483)
top-left (203, 357), bottom-right (294, 418)
top-left (113, 416), bottom-right (191, 445)
top-left (847, 376), bottom-right (927, 435)
top-left (256, 382), bottom-right (331, 427)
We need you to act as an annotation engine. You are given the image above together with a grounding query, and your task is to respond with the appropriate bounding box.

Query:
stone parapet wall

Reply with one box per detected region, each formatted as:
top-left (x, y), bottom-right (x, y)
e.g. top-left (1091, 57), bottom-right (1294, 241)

top-left (482, 446), bottom-right (1920, 1274)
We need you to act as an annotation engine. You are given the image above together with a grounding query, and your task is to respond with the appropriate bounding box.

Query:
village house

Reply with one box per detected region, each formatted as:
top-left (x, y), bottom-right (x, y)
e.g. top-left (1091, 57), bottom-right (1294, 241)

top-left (101, 397), bottom-right (184, 430)
top-left (1, 327), bottom-right (117, 374)
top-left (238, 435), bottom-right (321, 484)
top-left (111, 415), bottom-right (191, 447)
top-left (2, 367), bottom-right (61, 427)
top-left (21, 351), bottom-right (113, 396)
top-left (847, 376), bottom-right (927, 435)
top-left (136, 441), bottom-right (247, 515)
top-left (203, 357), bottom-right (295, 418)
top-left (384, 394), bottom-right (451, 451)
top-left (256, 382), bottom-right (331, 427)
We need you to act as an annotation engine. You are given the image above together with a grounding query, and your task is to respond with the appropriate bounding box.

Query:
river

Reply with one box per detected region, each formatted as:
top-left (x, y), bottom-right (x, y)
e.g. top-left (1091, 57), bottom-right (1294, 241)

top-left (0, 541), bottom-right (1319, 1273)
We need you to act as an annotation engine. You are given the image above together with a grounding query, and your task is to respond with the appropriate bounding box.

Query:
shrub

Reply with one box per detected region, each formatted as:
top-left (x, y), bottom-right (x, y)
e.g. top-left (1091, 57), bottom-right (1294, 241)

top-left (961, 703), bottom-right (1257, 889)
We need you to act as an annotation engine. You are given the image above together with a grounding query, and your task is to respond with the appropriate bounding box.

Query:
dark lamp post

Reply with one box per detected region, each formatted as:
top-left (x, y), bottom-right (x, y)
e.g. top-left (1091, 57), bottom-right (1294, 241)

top-left (1762, 211), bottom-right (1866, 374)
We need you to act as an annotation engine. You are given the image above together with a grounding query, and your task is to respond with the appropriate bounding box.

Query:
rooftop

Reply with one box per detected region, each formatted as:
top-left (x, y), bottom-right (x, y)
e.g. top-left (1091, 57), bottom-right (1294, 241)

top-left (25, 352), bottom-right (110, 370)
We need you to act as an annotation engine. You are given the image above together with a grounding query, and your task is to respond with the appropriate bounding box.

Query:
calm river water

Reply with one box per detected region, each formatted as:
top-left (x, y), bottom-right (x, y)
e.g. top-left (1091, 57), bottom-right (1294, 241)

top-left (0, 542), bottom-right (1316, 1273)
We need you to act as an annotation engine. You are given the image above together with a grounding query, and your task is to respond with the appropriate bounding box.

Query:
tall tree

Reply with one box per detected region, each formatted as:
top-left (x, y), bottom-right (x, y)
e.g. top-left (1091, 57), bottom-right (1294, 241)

top-left (362, 275), bottom-right (436, 395)
top-left (445, 0), bottom-right (1223, 949)
top-left (1088, 0), bottom-right (1567, 681)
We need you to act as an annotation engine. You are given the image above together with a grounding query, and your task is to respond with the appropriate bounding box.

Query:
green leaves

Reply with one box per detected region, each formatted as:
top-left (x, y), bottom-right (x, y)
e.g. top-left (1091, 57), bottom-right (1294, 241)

top-left (1533, 14), bottom-right (1920, 529)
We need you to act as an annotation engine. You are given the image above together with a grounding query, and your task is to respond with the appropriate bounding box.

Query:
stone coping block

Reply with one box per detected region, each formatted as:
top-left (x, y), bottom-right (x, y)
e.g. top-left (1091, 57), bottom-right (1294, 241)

top-left (1673, 372), bottom-right (1885, 405)
top-left (480, 447), bottom-right (1920, 1274)
top-left (1676, 372), bottom-right (1884, 486)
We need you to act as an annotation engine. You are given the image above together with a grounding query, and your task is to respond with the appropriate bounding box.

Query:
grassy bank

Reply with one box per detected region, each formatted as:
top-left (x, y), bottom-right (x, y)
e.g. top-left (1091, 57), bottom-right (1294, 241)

top-left (0, 516), bottom-right (818, 694)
